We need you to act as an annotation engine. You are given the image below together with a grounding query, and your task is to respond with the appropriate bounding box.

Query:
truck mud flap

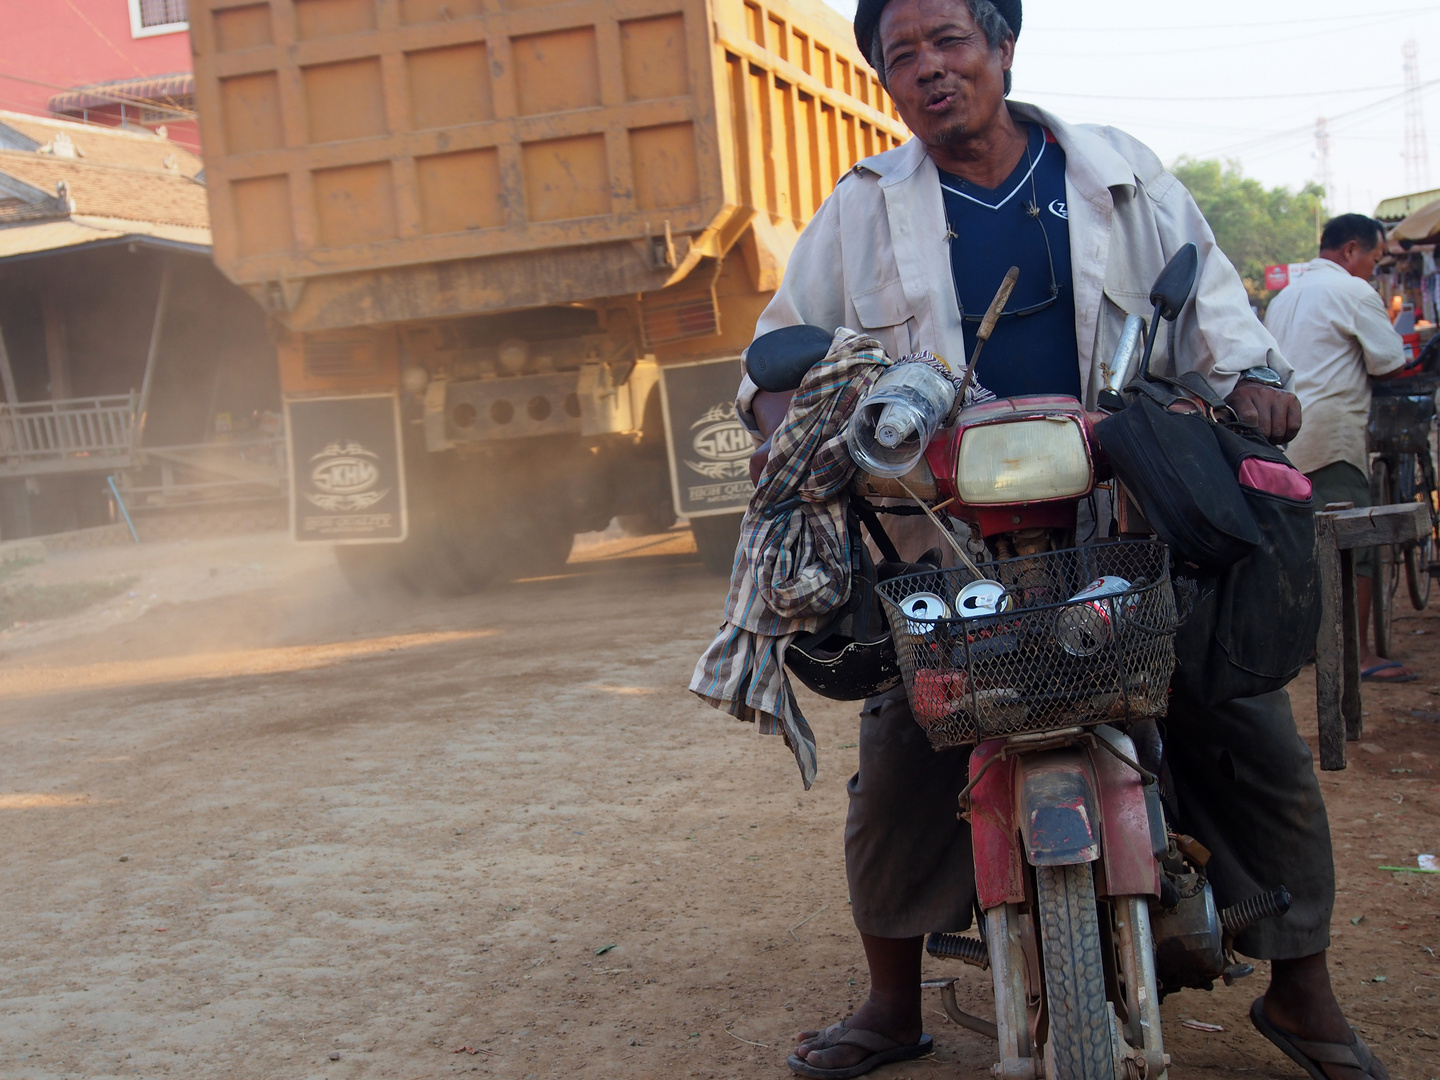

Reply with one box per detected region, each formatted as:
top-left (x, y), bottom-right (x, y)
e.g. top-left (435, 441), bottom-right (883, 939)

top-left (658, 357), bottom-right (754, 519)
top-left (286, 394), bottom-right (407, 543)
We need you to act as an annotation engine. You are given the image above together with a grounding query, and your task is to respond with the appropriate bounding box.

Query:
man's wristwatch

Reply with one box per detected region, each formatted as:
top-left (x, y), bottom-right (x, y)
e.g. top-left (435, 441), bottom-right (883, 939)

top-left (1238, 365), bottom-right (1284, 389)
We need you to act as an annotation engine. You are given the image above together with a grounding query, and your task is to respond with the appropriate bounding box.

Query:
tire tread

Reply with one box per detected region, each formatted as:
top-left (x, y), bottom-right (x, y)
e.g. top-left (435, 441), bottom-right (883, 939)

top-left (1035, 863), bottom-right (1115, 1079)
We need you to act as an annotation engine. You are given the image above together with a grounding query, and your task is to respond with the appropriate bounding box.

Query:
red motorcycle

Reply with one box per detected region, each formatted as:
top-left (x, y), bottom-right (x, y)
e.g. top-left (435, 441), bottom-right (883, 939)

top-left (836, 248), bottom-right (1292, 1079)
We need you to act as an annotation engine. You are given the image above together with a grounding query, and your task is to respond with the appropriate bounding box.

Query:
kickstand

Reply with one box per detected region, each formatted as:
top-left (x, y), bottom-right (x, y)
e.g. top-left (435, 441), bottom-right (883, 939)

top-left (920, 977), bottom-right (998, 1040)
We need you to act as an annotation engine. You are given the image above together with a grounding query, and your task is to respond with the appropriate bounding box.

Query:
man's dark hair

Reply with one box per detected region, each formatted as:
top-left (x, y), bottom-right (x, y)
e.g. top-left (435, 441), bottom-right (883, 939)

top-left (1319, 213), bottom-right (1384, 253)
top-left (866, 0), bottom-right (1016, 97)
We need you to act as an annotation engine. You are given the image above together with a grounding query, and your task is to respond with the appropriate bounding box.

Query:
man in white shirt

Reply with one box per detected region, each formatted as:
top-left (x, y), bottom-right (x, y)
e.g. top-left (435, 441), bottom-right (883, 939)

top-left (1265, 214), bottom-right (1411, 681)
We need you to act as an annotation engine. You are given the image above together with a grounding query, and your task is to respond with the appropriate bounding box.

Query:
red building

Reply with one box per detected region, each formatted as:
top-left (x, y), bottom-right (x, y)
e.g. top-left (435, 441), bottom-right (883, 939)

top-left (0, 1), bottom-right (198, 150)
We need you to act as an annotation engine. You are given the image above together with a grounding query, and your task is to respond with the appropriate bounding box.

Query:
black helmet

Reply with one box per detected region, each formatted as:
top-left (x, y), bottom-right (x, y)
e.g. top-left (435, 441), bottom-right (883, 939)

top-left (786, 606), bottom-right (902, 701)
top-left (785, 532), bottom-right (939, 701)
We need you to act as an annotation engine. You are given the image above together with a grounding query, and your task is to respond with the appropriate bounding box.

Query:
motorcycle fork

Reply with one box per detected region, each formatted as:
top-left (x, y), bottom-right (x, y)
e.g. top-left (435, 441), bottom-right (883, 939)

top-left (1113, 896), bottom-right (1167, 1077)
top-left (985, 903), bottom-right (1037, 1079)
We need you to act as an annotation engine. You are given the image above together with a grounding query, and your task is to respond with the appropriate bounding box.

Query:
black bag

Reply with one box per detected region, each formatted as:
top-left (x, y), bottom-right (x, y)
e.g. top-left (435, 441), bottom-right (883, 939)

top-left (784, 503), bottom-right (904, 701)
top-left (1095, 377), bottom-right (1320, 705)
top-left (1094, 394), bottom-right (1260, 568)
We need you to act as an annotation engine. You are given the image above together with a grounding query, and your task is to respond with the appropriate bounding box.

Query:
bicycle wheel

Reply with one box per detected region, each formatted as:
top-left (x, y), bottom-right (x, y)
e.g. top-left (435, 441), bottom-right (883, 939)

top-left (1036, 863), bottom-right (1117, 1079)
top-left (1370, 458), bottom-right (1395, 658)
top-left (1403, 448), bottom-right (1436, 610)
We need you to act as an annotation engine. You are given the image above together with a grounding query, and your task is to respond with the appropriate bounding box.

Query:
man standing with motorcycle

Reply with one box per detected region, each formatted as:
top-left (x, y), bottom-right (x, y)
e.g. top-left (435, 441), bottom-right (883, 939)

top-left (742, 2), bottom-right (1385, 1077)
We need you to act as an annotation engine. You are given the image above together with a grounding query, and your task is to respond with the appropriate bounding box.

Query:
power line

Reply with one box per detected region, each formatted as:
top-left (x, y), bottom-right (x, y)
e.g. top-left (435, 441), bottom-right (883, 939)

top-left (1165, 77), bottom-right (1440, 159)
top-left (1027, 7), bottom-right (1439, 32)
top-left (1024, 8), bottom-right (1435, 59)
top-left (1021, 84), bottom-right (1406, 103)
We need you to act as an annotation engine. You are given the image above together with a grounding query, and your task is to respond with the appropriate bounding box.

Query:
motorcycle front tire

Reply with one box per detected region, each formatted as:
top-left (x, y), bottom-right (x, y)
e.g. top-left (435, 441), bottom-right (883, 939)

top-left (1035, 862), bottom-right (1116, 1079)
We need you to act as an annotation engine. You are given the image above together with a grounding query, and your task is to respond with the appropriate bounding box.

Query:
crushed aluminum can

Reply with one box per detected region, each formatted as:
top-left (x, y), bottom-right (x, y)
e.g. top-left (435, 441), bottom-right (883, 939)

top-left (1055, 576), bottom-right (1133, 656)
top-left (898, 591), bottom-right (951, 635)
top-left (955, 579), bottom-right (1014, 619)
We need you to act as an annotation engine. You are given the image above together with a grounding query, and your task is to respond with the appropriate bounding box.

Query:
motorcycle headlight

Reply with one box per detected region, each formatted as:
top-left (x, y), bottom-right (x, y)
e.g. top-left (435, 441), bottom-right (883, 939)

top-left (956, 417), bottom-right (1092, 505)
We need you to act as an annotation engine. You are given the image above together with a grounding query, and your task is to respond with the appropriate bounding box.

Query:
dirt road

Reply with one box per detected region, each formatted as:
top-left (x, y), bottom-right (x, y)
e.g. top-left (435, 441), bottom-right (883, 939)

top-left (1, 531), bottom-right (1437, 1079)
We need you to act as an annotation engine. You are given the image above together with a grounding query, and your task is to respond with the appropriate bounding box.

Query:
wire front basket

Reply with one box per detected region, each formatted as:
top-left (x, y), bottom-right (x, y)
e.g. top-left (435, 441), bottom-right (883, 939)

top-left (876, 540), bottom-right (1178, 749)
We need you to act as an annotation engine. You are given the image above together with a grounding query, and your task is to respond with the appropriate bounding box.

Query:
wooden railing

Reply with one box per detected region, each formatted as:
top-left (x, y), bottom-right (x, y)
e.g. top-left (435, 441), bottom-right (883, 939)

top-left (0, 393), bottom-right (138, 476)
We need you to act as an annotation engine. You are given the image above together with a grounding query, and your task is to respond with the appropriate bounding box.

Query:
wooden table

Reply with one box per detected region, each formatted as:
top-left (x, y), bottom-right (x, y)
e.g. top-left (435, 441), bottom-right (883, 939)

top-left (1314, 501), bottom-right (1431, 770)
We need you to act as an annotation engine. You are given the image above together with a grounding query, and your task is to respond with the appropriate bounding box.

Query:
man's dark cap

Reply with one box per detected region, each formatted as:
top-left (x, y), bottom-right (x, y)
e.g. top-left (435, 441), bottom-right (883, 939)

top-left (854, 0), bottom-right (1021, 65)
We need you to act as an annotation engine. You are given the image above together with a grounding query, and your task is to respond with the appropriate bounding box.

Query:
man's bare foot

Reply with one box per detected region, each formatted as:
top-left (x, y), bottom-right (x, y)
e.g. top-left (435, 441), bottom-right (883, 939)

top-left (794, 997), bottom-right (923, 1073)
top-left (1262, 952), bottom-right (1387, 1079)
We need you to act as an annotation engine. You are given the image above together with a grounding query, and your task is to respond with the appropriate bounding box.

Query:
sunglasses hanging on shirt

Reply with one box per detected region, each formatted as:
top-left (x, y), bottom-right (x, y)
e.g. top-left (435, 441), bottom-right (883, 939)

top-left (948, 134), bottom-right (1062, 323)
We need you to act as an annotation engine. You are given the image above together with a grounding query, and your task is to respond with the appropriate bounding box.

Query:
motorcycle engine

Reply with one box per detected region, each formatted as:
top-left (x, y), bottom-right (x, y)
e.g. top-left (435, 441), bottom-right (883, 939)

top-left (1150, 864), bottom-right (1227, 996)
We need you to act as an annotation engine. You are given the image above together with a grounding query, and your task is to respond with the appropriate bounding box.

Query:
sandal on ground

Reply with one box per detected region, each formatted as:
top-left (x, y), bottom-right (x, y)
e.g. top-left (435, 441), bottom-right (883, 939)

top-left (1360, 661), bottom-right (1417, 683)
top-left (1249, 998), bottom-right (1388, 1079)
top-left (786, 1022), bottom-right (934, 1080)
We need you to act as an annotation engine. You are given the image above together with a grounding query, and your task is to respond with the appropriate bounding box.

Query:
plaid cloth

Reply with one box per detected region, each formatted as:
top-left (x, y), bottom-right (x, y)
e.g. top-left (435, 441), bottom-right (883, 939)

top-left (689, 329), bottom-right (889, 789)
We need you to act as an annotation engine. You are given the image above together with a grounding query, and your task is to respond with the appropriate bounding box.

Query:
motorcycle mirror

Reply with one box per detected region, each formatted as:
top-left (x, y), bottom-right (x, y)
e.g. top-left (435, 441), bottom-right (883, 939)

top-left (1149, 243), bottom-right (1199, 323)
top-left (1135, 243), bottom-right (1200, 384)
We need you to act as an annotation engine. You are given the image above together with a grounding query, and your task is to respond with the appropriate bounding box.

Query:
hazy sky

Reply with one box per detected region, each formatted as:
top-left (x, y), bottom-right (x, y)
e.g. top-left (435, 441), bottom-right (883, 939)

top-left (821, 0), bottom-right (1440, 215)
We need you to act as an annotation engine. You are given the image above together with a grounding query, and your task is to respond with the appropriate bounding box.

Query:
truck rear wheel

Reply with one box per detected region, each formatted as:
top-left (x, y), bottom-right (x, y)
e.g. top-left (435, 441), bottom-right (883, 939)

top-left (332, 452), bottom-right (477, 597)
top-left (690, 513), bottom-right (742, 576)
top-left (437, 496), bottom-right (574, 586)
top-left (334, 542), bottom-right (406, 596)
top-left (504, 508), bottom-right (576, 578)
top-left (332, 526), bottom-right (468, 597)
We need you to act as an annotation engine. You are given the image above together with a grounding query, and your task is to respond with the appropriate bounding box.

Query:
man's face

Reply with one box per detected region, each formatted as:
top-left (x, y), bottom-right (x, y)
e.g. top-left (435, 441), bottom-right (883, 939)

top-left (876, 0), bottom-right (1013, 150)
top-left (1346, 238), bottom-right (1386, 281)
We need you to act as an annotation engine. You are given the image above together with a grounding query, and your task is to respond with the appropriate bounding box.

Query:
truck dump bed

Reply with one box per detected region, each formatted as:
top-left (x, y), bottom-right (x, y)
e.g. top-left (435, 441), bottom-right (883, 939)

top-left (191, 0), bottom-right (909, 331)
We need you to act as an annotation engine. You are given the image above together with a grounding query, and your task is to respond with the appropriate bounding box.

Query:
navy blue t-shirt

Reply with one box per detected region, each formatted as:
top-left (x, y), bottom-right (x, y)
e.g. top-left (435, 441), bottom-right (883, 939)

top-left (939, 123), bottom-right (1081, 399)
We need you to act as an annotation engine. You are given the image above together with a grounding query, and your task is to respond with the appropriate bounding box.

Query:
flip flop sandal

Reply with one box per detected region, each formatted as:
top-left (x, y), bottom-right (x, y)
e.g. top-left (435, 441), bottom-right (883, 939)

top-left (787, 1022), bottom-right (934, 1080)
top-left (1249, 998), bottom-right (1388, 1079)
top-left (1361, 661), bottom-right (1418, 683)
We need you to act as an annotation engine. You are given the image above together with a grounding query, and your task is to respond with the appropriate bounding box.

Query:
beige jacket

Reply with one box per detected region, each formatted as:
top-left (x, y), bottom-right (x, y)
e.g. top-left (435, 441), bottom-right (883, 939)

top-left (740, 101), bottom-right (1289, 420)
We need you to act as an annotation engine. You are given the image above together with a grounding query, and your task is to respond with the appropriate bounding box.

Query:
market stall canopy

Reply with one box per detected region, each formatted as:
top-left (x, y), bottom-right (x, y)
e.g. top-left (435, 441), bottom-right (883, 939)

top-left (1376, 187), bottom-right (1440, 223)
top-left (1392, 197), bottom-right (1440, 244)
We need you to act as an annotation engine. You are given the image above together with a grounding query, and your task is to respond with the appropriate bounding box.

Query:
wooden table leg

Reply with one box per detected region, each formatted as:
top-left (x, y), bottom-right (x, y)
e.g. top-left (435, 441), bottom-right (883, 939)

top-left (1314, 513), bottom-right (1346, 770)
top-left (1340, 549), bottom-right (1363, 741)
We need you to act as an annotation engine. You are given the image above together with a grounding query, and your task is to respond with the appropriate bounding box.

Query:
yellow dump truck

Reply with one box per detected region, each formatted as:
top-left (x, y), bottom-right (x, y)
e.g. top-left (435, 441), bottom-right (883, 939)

top-left (191, 0), bottom-right (907, 589)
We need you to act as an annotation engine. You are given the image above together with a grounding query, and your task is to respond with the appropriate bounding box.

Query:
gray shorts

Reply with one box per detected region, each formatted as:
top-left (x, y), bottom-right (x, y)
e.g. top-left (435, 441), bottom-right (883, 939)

top-left (845, 688), bottom-right (1334, 960)
top-left (1307, 461), bottom-right (1374, 578)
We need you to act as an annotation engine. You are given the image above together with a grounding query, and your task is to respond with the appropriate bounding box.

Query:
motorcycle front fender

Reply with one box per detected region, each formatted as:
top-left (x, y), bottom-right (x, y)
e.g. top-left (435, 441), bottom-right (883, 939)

top-left (970, 727), bottom-right (1161, 909)
top-left (969, 740), bottom-right (1026, 910)
top-left (1017, 752), bottom-right (1100, 866)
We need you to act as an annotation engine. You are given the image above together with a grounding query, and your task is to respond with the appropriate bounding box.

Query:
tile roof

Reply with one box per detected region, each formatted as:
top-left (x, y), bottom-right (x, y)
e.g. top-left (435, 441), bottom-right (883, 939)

top-left (0, 114), bottom-right (212, 258)
top-left (0, 111), bottom-right (203, 177)
top-left (0, 152), bottom-right (208, 230)
top-left (0, 113), bottom-right (208, 235)
top-left (0, 217), bottom-right (208, 261)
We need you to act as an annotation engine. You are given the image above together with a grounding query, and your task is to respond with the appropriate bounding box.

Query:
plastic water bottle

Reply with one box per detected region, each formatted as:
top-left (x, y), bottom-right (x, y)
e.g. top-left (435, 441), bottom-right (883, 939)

top-left (847, 363), bottom-right (955, 478)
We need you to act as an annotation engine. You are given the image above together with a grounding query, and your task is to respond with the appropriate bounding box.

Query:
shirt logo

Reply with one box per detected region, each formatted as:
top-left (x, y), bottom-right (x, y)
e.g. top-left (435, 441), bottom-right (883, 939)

top-left (1048, 200), bottom-right (1068, 220)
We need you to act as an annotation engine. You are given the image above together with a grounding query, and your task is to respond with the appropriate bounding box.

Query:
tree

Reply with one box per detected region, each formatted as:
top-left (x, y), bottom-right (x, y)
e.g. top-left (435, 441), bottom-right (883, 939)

top-left (1170, 158), bottom-right (1326, 308)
